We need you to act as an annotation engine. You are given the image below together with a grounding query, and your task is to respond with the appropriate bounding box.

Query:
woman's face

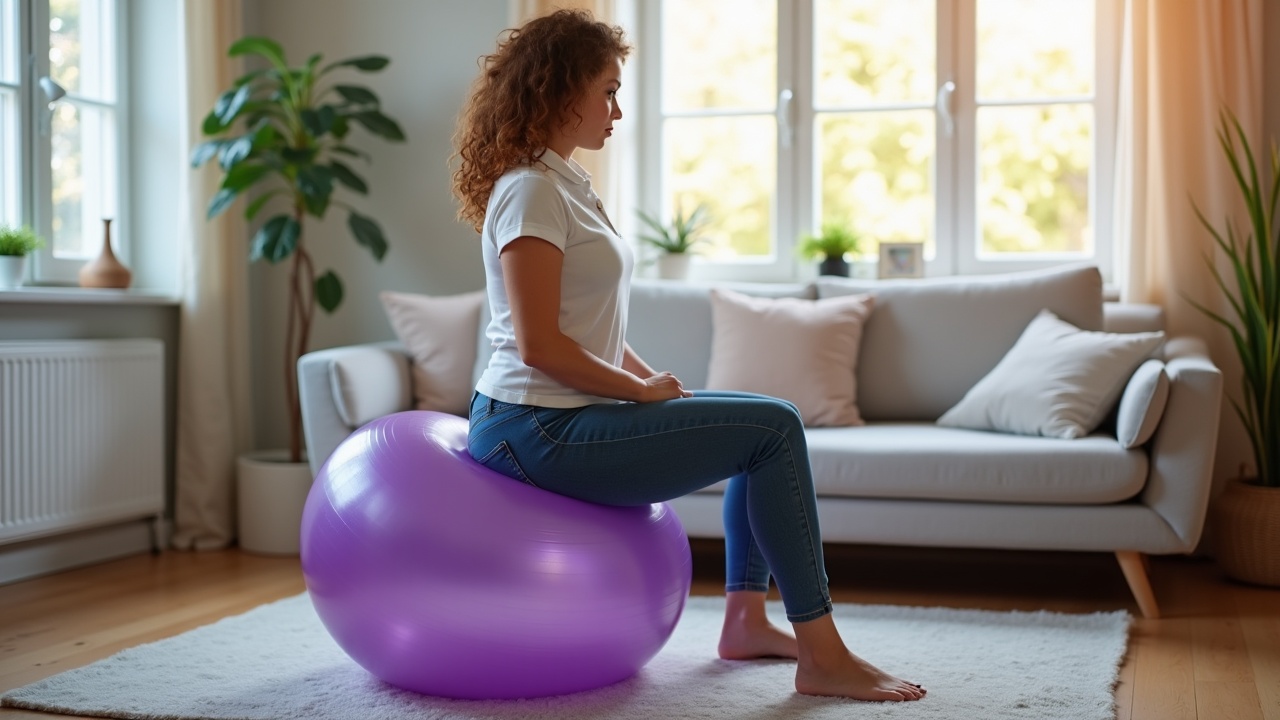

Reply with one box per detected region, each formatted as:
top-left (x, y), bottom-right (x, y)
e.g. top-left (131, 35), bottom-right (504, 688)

top-left (560, 57), bottom-right (623, 154)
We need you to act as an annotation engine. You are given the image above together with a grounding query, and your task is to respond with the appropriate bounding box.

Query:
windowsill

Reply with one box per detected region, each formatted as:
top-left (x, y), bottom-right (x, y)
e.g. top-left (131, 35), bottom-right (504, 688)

top-left (0, 286), bottom-right (180, 306)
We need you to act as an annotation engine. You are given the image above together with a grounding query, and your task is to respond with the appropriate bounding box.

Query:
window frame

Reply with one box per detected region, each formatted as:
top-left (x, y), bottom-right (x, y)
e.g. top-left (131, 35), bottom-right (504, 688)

top-left (639, 0), bottom-right (1120, 282)
top-left (17, 0), bottom-right (130, 285)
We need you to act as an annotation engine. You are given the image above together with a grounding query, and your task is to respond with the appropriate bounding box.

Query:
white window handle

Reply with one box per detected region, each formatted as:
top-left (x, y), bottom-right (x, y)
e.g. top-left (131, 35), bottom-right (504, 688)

top-left (777, 88), bottom-right (794, 148)
top-left (936, 80), bottom-right (955, 137)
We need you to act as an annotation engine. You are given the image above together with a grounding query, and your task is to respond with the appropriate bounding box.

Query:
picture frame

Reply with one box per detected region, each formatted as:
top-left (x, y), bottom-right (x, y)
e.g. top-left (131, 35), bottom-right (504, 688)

top-left (877, 242), bottom-right (925, 279)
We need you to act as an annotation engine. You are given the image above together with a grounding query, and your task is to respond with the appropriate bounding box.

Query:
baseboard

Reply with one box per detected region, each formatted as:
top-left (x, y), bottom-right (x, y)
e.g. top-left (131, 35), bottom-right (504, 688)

top-left (0, 519), bottom-right (160, 585)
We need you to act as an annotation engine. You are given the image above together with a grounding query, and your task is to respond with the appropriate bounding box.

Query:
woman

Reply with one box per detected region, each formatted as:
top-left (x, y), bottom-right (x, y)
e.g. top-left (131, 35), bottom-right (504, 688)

top-left (452, 9), bottom-right (925, 703)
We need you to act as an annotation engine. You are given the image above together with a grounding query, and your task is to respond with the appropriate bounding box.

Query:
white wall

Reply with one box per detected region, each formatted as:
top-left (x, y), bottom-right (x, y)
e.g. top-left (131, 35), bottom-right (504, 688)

top-left (244, 0), bottom-right (508, 450)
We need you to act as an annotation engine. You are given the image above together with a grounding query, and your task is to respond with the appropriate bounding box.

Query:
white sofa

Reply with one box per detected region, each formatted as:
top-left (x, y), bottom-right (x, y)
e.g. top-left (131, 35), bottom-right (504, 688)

top-left (298, 265), bottom-right (1222, 618)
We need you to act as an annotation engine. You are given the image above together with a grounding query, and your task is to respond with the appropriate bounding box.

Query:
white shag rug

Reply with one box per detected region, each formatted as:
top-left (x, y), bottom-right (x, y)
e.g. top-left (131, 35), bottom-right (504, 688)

top-left (3, 594), bottom-right (1130, 720)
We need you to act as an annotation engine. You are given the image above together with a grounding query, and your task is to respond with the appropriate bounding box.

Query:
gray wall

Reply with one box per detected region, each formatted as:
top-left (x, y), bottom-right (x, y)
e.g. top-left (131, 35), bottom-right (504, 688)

top-left (243, 0), bottom-right (508, 450)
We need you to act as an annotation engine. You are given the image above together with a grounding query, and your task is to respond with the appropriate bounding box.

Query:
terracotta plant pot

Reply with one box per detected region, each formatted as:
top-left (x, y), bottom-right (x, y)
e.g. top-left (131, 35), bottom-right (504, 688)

top-left (1211, 477), bottom-right (1280, 586)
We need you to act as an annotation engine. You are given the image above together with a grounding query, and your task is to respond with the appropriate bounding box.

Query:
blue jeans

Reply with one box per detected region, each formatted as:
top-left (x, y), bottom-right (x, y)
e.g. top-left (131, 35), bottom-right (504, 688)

top-left (467, 390), bottom-right (833, 623)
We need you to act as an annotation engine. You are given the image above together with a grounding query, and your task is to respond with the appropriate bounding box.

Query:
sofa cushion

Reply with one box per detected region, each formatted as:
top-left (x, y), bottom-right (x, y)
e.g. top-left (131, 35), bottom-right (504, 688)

top-left (817, 264), bottom-right (1104, 421)
top-left (937, 309), bottom-right (1165, 438)
top-left (694, 423), bottom-right (1148, 505)
top-left (380, 290), bottom-right (485, 416)
top-left (706, 288), bottom-right (874, 426)
top-left (626, 279), bottom-right (815, 389)
top-left (1115, 358), bottom-right (1170, 448)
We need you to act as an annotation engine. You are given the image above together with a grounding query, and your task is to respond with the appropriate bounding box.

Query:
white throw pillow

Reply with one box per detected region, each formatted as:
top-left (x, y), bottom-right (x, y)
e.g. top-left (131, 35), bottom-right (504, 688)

top-left (379, 290), bottom-right (485, 417)
top-left (937, 309), bottom-right (1165, 439)
top-left (1115, 358), bottom-right (1170, 449)
top-left (706, 288), bottom-right (875, 427)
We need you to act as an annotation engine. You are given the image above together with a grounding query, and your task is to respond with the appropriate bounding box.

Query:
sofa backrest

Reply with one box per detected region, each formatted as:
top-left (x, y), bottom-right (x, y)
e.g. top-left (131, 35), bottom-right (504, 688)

top-left (818, 264), bottom-right (1104, 420)
top-left (474, 265), bottom-right (1115, 422)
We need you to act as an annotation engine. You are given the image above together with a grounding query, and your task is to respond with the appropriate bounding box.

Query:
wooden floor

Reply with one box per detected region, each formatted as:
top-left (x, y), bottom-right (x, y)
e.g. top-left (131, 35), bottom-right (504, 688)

top-left (1, 542), bottom-right (1278, 719)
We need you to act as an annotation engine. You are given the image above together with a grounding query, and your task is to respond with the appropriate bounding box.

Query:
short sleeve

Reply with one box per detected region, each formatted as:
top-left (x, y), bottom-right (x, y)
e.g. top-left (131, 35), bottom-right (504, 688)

top-left (488, 173), bottom-right (570, 253)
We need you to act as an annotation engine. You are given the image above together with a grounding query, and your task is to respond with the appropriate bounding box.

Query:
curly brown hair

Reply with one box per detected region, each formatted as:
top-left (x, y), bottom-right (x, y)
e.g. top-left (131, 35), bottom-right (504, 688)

top-left (452, 9), bottom-right (631, 232)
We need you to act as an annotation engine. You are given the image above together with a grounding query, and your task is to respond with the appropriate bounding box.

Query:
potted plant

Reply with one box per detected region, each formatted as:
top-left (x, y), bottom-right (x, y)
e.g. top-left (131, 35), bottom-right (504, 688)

top-left (191, 36), bottom-right (405, 553)
top-left (637, 203), bottom-right (710, 280)
top-left (0, 225), bottom-right (45, 290)
top-left (1188, 108), bottom-right (1280, 586)
top-left (798, 222), bottom-right (862, 277)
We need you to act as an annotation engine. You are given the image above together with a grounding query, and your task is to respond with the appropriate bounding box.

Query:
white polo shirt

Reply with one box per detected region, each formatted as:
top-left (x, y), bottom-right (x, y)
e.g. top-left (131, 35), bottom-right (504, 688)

top-left (475, 150), bottom-right (634, 408)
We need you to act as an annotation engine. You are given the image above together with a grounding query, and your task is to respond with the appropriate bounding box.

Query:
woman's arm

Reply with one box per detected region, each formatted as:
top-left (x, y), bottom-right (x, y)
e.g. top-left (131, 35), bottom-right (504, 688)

top-left (622, 342), bottom-right (657, 379)
top-left (501, 236), bottom-right (690, 403)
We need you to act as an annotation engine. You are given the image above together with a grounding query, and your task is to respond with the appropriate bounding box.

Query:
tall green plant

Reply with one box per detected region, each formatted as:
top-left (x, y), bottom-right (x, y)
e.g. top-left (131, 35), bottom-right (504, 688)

top-left (191, 36), bottom-right (406, 463)
top-left (1188, 108), bottom-right (1280, 487)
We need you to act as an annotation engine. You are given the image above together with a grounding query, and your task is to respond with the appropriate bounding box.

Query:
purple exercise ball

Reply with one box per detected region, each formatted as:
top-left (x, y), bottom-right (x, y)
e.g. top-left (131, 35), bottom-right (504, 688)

top-left (300, 410), bottom-right (693, 700)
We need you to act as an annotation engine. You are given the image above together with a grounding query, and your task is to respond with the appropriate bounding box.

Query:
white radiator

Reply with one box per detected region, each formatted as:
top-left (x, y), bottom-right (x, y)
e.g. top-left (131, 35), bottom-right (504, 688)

top-left (0, 340), bottom-right (165, 545)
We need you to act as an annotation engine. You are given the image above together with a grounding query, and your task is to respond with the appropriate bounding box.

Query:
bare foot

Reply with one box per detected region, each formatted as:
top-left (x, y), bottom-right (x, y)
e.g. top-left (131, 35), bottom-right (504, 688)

top-left (792, 614), bottom-right (925, 702)
top-left (719, 591), bottom-right (800, 660)
top-left (718, 615), bottom-right (799, 660)
top-left (795, 650), bottom-right (926, 702)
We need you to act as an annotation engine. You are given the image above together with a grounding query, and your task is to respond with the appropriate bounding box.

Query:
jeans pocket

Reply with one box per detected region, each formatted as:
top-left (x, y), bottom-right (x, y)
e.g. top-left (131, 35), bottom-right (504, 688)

top-left (476, 440), bottom-right (538, 488)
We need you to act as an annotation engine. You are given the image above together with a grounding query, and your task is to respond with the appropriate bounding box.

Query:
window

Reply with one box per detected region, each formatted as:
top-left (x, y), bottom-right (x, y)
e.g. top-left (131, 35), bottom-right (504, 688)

top-left (0, 0), bottom-right (124, 284)
top-left (640, 0), bottom-right (1119, 281)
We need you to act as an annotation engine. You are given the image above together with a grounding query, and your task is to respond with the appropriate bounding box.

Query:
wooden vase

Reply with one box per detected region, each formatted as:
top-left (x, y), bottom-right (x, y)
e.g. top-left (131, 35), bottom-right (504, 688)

top-left (79, 218), bottom-right (132, 289)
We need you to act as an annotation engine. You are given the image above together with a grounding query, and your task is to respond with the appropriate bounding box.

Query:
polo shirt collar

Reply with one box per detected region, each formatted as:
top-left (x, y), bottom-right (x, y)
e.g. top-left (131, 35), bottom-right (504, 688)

top-left (537, 148), bottom-right (591, 186)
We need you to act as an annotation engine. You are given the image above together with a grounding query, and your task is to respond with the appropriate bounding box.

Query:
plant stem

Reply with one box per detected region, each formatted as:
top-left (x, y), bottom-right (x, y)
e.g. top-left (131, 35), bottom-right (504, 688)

top-left (284, 204), bottom-right (306, 464)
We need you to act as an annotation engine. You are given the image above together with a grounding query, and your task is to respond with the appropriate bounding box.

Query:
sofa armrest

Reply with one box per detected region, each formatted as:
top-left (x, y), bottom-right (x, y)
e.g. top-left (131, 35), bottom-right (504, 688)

top-left (1140, 336), bottom-right (1224, 551)
top-left (298, 341), bottom-right (412, 477)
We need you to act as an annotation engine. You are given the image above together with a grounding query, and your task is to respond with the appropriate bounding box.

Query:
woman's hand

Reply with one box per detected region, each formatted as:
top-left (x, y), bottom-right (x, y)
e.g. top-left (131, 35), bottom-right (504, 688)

top-left (639, 372), bottom-right (695, 402)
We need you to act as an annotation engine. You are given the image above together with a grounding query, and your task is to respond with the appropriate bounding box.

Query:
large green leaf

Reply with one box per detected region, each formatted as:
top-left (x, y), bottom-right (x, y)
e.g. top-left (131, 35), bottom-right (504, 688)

top-left (329, 160), bottom-right (368, 194)
top-left (206, 188), bottom-right (238, 220)
top-left (300, 106), bottom-right (338, 138)
top-left (348, 212), bottom-right (387, 261)
top-left (222, 162), bottom-right (272, 192)
top-left (349, 111), bottom-right (405, 142)
top-left (322, 55), bottom-right (389, 74)
top-left (219, 135), bottom-right (255, 170)
top-left (330, 145), bottom-right (369, 162)
top-left (190, 139), bottom-right (225, 168)
top-left (315, 270), bottom-right (343, 312)
top-left (296, 165), bottom-right (335, 199)
top-left (250, 215), bottom-right (300, 263)
top-left (215, 84), bottom-right (254, 127)
top-left (334, 85), bottom-right (379, 106)
top-left (229, 36), bottom-right (288, 70)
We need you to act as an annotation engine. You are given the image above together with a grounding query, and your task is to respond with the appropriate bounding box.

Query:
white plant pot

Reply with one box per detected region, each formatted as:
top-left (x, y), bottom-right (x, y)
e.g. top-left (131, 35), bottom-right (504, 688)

top-left (0, 255), bottom-right (28, 289)
top-left (237, 450), bottom-right (313, 556)
top-left (656, 253), bottom-right (692, 280)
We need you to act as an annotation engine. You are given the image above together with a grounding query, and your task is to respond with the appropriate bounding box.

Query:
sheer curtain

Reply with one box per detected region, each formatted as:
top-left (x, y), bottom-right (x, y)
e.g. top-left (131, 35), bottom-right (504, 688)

top-left (170, 0), bottom-right (254, 550)
top-left (1113, 0), bottom-right (1263, 490)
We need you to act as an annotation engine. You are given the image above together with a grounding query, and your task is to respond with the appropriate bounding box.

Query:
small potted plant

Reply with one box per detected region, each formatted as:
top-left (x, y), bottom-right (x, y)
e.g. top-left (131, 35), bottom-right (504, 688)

top-left (798, 222), bottom-right (862, 277)
top-left (1188, 107), bottom-right (1280, 587)
top-left (637, 203), bottom-right (710, 280)
top-left (0, 225), bottom-right (46, 290)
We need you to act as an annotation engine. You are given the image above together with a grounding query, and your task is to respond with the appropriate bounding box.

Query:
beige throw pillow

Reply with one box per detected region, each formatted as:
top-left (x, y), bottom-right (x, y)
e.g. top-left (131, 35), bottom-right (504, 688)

top-left (706, 288), bottom-right (875, 427)
top-left (379, 290), bottom-right (486, 417)
top-left (937, 309), bottom-right (1165, 439)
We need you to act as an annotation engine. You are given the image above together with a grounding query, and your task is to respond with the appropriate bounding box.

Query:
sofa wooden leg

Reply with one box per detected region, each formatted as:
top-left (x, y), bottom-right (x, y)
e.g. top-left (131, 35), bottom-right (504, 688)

top-left (1115, 551), bottom-right (1160, 619)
